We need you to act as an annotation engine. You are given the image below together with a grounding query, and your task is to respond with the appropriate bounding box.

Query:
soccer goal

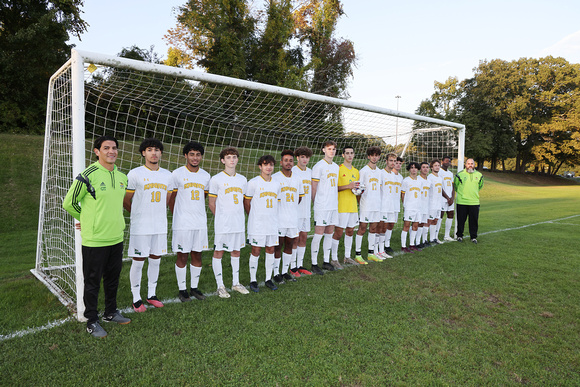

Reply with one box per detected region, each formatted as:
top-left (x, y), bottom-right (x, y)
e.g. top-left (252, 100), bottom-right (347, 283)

top-left (33, 49), bottom-right (465, 320)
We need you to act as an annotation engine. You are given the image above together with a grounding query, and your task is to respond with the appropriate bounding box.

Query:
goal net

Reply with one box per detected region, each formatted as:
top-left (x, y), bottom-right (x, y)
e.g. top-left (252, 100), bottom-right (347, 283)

top-left (33, 49), bottom-right (465, 319)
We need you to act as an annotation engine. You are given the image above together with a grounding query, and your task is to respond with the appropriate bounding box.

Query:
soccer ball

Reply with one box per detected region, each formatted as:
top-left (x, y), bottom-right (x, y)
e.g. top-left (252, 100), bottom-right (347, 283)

top-left (352, 184), bottom-right (365, 196)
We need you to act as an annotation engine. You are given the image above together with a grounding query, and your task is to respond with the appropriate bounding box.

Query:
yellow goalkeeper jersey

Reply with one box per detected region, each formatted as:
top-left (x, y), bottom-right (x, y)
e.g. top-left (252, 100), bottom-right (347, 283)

top-left (338, 164), bottom-right (359, 213)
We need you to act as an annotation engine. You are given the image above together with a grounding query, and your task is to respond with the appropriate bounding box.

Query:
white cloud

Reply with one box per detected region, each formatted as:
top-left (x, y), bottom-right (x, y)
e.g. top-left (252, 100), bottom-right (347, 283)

top-left (540, 30), bottom-right (580, 63)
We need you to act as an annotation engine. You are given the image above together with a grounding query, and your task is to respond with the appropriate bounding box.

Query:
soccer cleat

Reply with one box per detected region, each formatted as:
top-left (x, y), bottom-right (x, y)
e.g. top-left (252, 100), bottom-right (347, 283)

top-left (444, 236), bottom-right (454, 242)
top-left (417, 243), bottom-right (425, 249)
top-left (330, 260), bottom-right (344, 270)
top-left (146, 296), bottom-right (164, 308)
top-left (290, 268), bottom-right (301, 278)
top-left (401, 247), bottom-right (413, 253)
top-left (471, 238), bottom-right (478, 244)
top-left (354, 255), bottom-right (368, 265)
top-left (385, 247), bottom-right (395, 255)
top-left (265, 280), bottom-right (278, 290)
top-left (273, 274), bottom-right (285, 284)
top-left (367, 254), bottom-right (383, 262)
top-left (343, 257), bottom-right (358, 265)
top-left (283, 273), bottom-right (297, 282)
top-left (409, 246), bottom-right (420, 252)
top-left (322, 262), bottom-right (335, 271)
top-left (249, 281), bottom-right (259, 293)
top-left (423, 241), bottom-right (432, 247)
top-left (190, 288), bottom-right (206, 300)
top-left (217, 286), bottom-right (230, 298)
top-left (103, 310), bottom-right (131, 325)
top-left (178, 290), bottom-right (191, 302)
top-left (87, 321), bottom-right (107, 338)
top-left (232, 284), bottom-right (250, 294)
top-left (298, 267), bottom-right (313, 275)
top-left (311, 265), bottom-right (324, 275)
top-left (132, 300), bottom-right (146, 313)
top-left (431, 239), bottom-right (441, 245)
top-left (457, 237), bottom-right (463, 242)
top-left (379, 252), bottom-right (393, 259)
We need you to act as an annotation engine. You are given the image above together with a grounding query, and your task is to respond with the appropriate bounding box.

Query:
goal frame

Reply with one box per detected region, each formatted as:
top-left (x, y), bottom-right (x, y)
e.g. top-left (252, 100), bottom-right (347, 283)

top-left (33, 49), bottom-right (465, 321)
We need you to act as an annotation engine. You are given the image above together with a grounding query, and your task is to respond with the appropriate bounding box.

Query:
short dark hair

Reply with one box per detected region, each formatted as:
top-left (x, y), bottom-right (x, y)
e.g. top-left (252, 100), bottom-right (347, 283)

top-left (93, 136), bottom-right (118, 160)
top-left (442, 155), bottom-right (452, 161)
top-left (321, 140), bottom-right (337, 150)
top-left (220, 147), bottom-right (239, 160)
top-left (183, 141), bottom-right (204, 156)
top-left (258, 154), bottom-right (276, 166)
top-left (430, 159), bottom-right (440, 168)
top-left (139, 138), bottom-right (163, 154)
top-left (281, 149), bottom-right (294, 159)
top-left (420, 162), bottom-right (429, 168)
top-left (396, 156), bottom-right (404, 163)
top-left (367, 146), bottom-right (382, 156)
top-left (342, 145), bottom-right (354, 153)
top-left (294, 146), bottom-right (313, 158)
top-left (407, 162), bottom-right (420, 171)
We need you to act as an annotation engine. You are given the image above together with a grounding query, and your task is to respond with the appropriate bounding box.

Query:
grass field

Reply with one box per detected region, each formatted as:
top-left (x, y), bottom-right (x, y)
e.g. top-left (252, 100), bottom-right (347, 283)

top-left (1, 133), bottom-right (579, 385)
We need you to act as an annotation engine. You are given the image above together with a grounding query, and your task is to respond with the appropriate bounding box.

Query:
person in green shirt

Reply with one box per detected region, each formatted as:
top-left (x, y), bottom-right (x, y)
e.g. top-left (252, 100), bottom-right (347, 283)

top-left (63, 136), bottom-right (130, 338)
top-left (453, 158), bottom-right (484, 244)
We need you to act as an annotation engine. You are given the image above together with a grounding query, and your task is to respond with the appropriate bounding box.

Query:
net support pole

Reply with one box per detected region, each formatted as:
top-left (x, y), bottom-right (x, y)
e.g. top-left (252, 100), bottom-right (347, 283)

top-left (71, 50), bottom-right (87, 322)
top-left (457, 125), bottom-right (466, 171)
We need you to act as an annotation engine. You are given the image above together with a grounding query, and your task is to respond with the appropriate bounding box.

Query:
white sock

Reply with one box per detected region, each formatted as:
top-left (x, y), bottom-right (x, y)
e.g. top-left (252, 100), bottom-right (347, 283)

top-left (445, 218), bottom-right (453, 237)
top-left (385, 229), bottom-right (392, 247)
top-left (282, 252), bottom-right (292, 274)
top-left (311, 234), bottom-right (323, 265)
top-left (355, 234), bottom-right (363, 254)
top-left (435, 218), bottom-right (442, 238)
top-left (249, 255), bottom-right (259, 282)
top-left (231, 256), bottom-right (240, 286)
top-left (344, 234), bottom-right (353, 258)
top-left (296, 246), bottom-right (306, 268)
top-left (410, 230), bottom-right (417, 246)
top-left (331, 238), bottom-right (340, 261)
top-left (190, 264), bottom-right (202, 289)
top-left (265, 253), bottom-right (275, 281)
top-left (378, 234), bottom-right (385, 253)
top-left (368, 233), bottom-right (376, 254)
top-left (290, 249), bottom-right (297, 270)
top-left (130, 259), bottom-right (144, 303)
top-left (273, 257), bottom-right (281, 276)
top-left (212, 257), bottom-right (224, 288)
top-left (322, 233), bottom-right (333, 263)
top-left (175, 264), bottom-right (187, 291)
top-left (414, 229), bottom-right (422, 246)
top-left (430, 224), bottom-right (437, 241)
top-left (147, 258), bottom-right (161, 299)
top-left (401, 231), bottom-right (408, 248)
top-left (422, 227), bottom-right (429, 243)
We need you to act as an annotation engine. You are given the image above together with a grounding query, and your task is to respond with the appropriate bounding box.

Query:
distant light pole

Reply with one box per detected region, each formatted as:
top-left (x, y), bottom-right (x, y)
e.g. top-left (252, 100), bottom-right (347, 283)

top-left (395, 95), bottom-right (401, 147)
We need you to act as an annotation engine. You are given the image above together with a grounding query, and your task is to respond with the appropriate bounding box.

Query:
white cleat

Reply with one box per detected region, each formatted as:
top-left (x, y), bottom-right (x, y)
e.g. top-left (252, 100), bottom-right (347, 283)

top-left (380, 251), bottom-right (393, 259)
top-left (444, 236), bottom-right (454, 242)
top-left (232, 283), bottom-right (249, 294)
top-left (217, 286), bottom-right (231, 298)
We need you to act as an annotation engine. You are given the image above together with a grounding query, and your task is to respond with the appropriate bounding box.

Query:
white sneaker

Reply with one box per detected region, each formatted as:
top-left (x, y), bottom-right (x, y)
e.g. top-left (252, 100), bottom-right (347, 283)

top-left (444, 236), bottom-right (454, 242)
top-left (232, 283), bottom-right (249, 294)
top-left (217, 286), bottom-right (230, 298)
top-left (374, 252), bottom-right (387, 260)
top-left (380, 251), bottom-right (393, 259)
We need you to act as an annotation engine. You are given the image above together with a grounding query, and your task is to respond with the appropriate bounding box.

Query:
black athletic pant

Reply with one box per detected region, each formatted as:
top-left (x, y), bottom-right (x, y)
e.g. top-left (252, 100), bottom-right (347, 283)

top-left (82, 242), bottom-right (123, 324)
top-left (456, 204), bottom-right (480, 239)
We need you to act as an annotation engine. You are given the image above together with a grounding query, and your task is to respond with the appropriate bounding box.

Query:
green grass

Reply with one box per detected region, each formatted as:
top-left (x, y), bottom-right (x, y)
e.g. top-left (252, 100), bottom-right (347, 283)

top-left (1, 133), bottom-right (579, 385)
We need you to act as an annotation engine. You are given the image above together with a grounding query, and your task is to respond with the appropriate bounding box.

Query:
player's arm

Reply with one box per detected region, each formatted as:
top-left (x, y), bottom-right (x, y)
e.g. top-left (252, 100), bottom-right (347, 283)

top-left (311, 179), bottom-right (319, 202)
top-left (401, 190), bottom-right (406, 203)
top-left (62, 177), bottom-right (86, 221)
top-left (243, 196), bottom-right (251, 215)
top-left (338, 181), bottom-right (356, 191)
top-left (208, 194), bottom-right (217, 215)
top-left (168, 189), bottom-right (177, 213)
top-left (123, 190), bottom-right (134, 212)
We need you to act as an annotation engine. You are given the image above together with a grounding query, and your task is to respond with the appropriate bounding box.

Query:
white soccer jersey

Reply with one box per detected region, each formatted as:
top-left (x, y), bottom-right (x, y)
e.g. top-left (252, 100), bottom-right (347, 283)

top-left (127, 165), bottom-right (174, 235)
top-left (273, 171), bottom-right (304, 229)
top-left (311, 159), bottom-right (339, 211)
top-left (292, 165), bottom-right (312, 219)
top-left (440, 168), bottom-right (454, 200)
top-left (427, 173), bottom-right (444, 212)
top-left (359, 165), bottom-right (382, 213)
top-left (245, 176), bottom-right (280, 236)
top-left (171, 166), bottom-right (211, 231)
top-left (401, 176), bottom-right (423, 212)
top-left (419, 175), bottom-right (430, 215)
top-left (381, 169), bottom-right (403, 213)
top-left (208, 171), bottom-right (247, 234)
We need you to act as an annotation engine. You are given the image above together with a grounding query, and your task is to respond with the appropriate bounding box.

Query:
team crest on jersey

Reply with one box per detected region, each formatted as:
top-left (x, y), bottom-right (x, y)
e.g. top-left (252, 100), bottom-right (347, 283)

top-left (100, 182), bottom-right (106, 191)
top-left (134, 249), bottom-right (141, 255)
top-left (323, 220), bottom-right (327, 225)
top-left (222, 243), bottom-right (229, 249)
top-left (119, 182), bottom-right (125, 189)
top-left (252, 239), bottom-right (258, 245)
top-left (177, 244), bottom-right (183, 251)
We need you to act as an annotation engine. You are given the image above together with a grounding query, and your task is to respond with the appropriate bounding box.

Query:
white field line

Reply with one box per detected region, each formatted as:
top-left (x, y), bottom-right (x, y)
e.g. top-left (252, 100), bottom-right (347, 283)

top-left (3, 214), bottom-right (579, 342)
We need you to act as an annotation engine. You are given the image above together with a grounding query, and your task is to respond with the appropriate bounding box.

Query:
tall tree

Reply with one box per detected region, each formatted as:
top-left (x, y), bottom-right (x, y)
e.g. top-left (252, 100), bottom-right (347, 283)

top-left (0, 0), bottom-right (87, 133)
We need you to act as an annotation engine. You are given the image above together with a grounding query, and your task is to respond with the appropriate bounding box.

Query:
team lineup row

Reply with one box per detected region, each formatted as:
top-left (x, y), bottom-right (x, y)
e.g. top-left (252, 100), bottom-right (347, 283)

top-left (62, 136), bottom-right (460, 337)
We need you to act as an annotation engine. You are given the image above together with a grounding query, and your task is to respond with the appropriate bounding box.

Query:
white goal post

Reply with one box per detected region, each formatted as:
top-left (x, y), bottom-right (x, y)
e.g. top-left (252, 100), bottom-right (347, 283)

top-left (33, 49), bottom-right (465, 320)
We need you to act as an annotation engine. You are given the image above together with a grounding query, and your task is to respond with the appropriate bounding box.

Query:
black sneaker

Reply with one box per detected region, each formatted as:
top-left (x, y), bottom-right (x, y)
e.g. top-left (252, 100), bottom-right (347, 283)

top-left (273, 274), bottom-right (285, 284)
top-left (265, 280), bottom-right (278, 290)
top-left (457, 237), bottom-right (463, 242)
top-left (179, 290), bottom-right (191, 302)
top-left (424, 241), bottom-right (432, 247)
top-left (250, 281), bottom-right (259, 293)
top-left (190, 288), bottom-right (206, 300)
top-left (417, 243), bottom-right (425, 249)
top-left (431, 239), bottom-right (440, 245)
top-left (471, 238), bottom-right (478, 244)
top-left (103, 310), bottom-right (131, 324)
top-left (322, 262), bottom-right (335, 271)
top-left (311, 265), bottom-right (324, 275)
top-left (385, 247), bottom-right (395, 255)
top-left (87, 321), bottom-right (107, 338)
top-left (283, 273), bottom-right (297, 282)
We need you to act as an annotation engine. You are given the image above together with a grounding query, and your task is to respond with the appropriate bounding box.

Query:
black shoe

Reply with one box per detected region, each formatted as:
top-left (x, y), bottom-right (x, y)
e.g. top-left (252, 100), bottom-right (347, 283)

top-left (190, 288), bottom-right (206, 300)
top-left (385, 247), bottom-right (395, 255)
top-left (311, 265), bottom-right (324, 275)
top-left (322, 262), bottom-right (335, 271)
top-left (250, 281), bottom-right (259, 293)
top-left (273, 274), bottom-right (285, 284)
top-left (457, 237), bottom-right (463, 242)
top-left (265, 280), bottom-right (278, 290)
top-left (471, 238), bottom-right (478, 244)
top-left (417, 243), bottom-right (425, 249)
top-left (424, 241), bottom-right (432, 247)
top-left (178, 290), bottom-right (191, 302)
top-left (283, 273), bottom-right (297, 282)
top-left (431, 239), bottom-right (440, 245)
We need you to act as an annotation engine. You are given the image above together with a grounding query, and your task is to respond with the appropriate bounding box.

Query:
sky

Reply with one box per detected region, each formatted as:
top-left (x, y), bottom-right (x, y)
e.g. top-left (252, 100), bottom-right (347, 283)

top-left (68, 0), bottom-right (580, 115)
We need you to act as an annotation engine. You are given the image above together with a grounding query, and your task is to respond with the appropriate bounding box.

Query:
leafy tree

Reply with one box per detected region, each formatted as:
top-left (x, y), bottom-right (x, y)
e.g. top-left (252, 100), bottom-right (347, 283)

top-left (0, 0), bottom-right (87, 133)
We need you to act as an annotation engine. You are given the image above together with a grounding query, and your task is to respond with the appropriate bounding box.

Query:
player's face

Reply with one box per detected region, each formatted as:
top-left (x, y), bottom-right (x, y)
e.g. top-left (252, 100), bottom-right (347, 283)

top-left (94, 140), bottom-right (118, 166)
top-left (259, 162), bottom-right (275, 177)
top-left (420, 164), bottom-right (430, 176)
top-left (466, 159), bottom-right (475, 172)
top-left (395, 160), bottom-right (402, 171)
top-left (186, 150), bottom-right (202, 168)
top-left (368, 154), bottom-right (380, 165)
top-left (221, 154), bottom-right (238, 169)
top-left (297, 155), bottom-right (310, 169)
top-left (281, 155), bottom-right (294, 171)
top-left (387, 156), bottom-right (396, 170)
top-left (441, 158), bottom-right (451, 169)
top-left (409, 165), bottom-right (418, 177)
top-left (143, 147), bottom-right (161, 164)
top-left (322, 145), bottom-right (336, 159)
top-left (432, 161), bottom-right (440, 173)
top-left (342, 148), bottom-right (354, 163)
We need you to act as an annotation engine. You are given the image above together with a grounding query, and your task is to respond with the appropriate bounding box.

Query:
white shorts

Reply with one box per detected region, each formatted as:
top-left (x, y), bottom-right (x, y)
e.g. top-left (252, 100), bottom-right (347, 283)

top-left (337, 212), bottom-right (359, 229)
top-left (314, 209), bottom-right (339, 227)
top-left (441, 201), bottom-right (454, 212)
top-left (428, 209), bottom-right (441, 221)
top-left (214, 232), bottom-right (245, 252)
top-left (403, 209), bottom-right (421, 223)
top-left (128, 234), bottom-right (168, 257)
top-left (359, 211), bottom-right (381, 224)
top-left (278, 228), bottom-right (299, 238)
top-left (297, 217), bottom-right (311, 233)
top-left (381, 211), bottom-right (399, 224)
top-left (248, 234), bottom-right (279, 248)
top-left (172, 229), bottom-right (209, 253)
